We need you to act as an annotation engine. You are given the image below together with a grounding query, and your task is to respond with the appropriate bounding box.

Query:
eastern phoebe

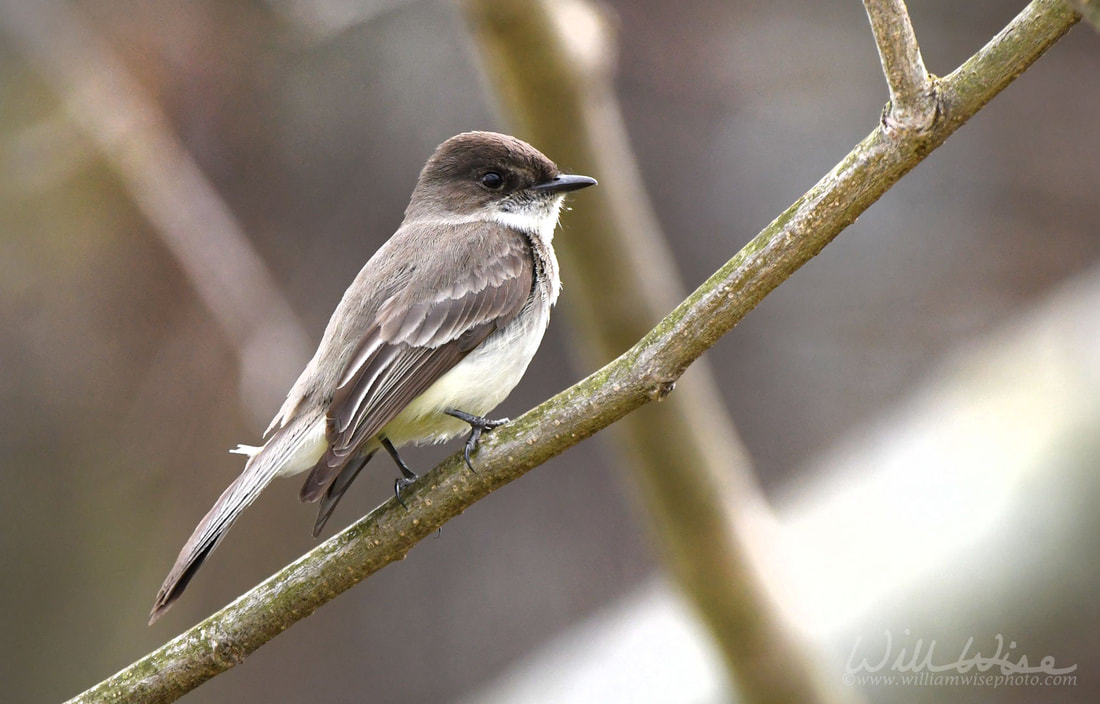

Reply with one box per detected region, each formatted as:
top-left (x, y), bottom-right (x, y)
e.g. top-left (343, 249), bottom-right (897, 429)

top-left (150, 132), bottom-right (596, 623)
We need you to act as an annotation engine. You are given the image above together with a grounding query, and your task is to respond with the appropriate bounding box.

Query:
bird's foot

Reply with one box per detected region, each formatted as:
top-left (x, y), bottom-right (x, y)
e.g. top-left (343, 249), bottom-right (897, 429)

top-left (444, 409), bottom-right (509, 473)
top-left (394, 476), bottom-right (417, 510)
top-left (382, 436), bottom-right (418, 510)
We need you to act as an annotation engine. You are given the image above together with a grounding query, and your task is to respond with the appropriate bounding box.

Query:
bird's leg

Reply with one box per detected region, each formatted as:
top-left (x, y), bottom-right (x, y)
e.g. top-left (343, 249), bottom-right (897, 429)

top-left (444, 409), bottom-right (509, 473)
top-left (381, 436), bottom-right (417, 509)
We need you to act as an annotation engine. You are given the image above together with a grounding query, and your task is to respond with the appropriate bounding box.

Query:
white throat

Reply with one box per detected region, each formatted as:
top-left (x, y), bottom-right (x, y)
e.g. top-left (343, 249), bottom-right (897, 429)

top-left (488, 195), bottom-right (565, 245)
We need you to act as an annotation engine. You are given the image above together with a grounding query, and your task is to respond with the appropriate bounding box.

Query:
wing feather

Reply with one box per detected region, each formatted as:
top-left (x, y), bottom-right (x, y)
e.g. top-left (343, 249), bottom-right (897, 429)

top-left (299, 221), bottom-right (534, 504)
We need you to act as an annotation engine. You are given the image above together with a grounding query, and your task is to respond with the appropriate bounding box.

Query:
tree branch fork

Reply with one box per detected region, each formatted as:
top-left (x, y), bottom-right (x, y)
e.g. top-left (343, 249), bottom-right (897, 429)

top-left (863, 0), bottom-right (938, 134)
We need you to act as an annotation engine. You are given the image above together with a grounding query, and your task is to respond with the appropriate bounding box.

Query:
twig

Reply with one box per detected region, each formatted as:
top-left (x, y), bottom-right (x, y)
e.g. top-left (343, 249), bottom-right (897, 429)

top-left (1065, 0), bottom-right (1100, 32)
top-left (62, 1), bottom-right (1080, 702)
top-left (862, 0), bottom-right (937, 132)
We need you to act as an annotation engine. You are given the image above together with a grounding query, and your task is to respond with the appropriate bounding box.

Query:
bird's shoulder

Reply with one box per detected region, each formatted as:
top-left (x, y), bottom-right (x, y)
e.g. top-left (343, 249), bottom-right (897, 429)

top-left (365, 218), bottom-right (532, 309)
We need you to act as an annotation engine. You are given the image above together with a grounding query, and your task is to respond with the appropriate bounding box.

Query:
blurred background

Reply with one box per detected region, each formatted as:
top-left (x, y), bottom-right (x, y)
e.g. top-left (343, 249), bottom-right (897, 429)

top-left (1, 1), bottom-right (1098, 702)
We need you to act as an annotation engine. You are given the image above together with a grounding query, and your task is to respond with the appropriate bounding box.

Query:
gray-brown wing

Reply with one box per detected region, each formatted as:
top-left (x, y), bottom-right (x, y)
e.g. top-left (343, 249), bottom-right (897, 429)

top-left (299, 222), bottom-right (534, 502)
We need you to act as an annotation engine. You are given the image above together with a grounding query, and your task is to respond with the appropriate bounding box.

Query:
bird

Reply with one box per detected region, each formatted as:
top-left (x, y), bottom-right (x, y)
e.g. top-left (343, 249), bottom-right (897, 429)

top-left (149, 131), bottom-right (596, 623)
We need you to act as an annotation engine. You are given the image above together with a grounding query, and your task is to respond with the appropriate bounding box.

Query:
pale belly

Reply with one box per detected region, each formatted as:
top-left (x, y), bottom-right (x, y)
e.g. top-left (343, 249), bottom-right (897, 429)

top-left (378, 302), bottom-right (549, 447)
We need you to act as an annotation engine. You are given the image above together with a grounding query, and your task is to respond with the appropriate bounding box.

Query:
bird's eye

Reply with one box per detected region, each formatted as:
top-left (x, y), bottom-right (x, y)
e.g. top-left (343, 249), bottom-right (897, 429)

top-left (479, 171), bottom-right (504, 189)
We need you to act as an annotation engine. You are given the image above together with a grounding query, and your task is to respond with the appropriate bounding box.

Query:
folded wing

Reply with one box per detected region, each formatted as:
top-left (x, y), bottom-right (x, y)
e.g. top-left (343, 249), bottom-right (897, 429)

top-left (298, 222), bottom-right (534, 504)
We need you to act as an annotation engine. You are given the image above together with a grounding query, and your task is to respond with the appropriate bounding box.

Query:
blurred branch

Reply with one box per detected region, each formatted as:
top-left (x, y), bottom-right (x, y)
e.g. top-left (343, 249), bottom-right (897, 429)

top-left (862, 0), bottom-right (936, 132)
top-left (1, 112), bottom-right (96, 195)
top-left (62, 0), bottom-right (1080, 702)
top-left (261, 0), bottom-right (416, 41)
top-left (461, 2), bottom-right (841, 703)
top-left (0, 0), bottom-right (311, 423)
top-left (1065, 0), bottom-right (1100, 31)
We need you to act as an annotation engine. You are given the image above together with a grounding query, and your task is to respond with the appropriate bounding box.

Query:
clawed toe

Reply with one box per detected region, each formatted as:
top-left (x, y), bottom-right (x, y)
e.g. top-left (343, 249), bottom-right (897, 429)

top-left (445, 409), bottom-right (509, 473)
top-left (394, 476), bottom-right (417, 510)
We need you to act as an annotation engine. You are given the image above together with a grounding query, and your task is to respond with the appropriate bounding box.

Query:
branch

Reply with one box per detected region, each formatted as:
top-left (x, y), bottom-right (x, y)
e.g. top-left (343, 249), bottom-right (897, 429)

top-left (1065, 0), bottom-right (1100, 31)
top-left (862, 0), bottom-right (936, 132)
top-left (64, 1), bottom-right (1080, 702)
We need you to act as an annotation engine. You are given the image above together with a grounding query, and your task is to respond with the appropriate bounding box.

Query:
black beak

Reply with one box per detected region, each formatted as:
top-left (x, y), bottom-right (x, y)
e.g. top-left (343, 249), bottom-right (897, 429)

top-left (531, 173), bottom-right (598, 193)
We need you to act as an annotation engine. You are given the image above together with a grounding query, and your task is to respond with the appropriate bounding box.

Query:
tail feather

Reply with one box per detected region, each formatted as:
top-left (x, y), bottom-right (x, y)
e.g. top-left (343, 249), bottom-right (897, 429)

top-left (149, 420), bottom-right (318, 624)
top-left (310, 451), bottom-right (375, 537)
top-left (149, 479), bottom-right (241, 623)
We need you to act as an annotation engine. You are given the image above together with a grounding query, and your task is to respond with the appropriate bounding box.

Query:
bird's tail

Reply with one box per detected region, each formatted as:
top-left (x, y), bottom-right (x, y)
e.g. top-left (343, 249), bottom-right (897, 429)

top-left (149, 419), bottom-right (321, 624)
top-left (310, 450), bottom-right (375, 537)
